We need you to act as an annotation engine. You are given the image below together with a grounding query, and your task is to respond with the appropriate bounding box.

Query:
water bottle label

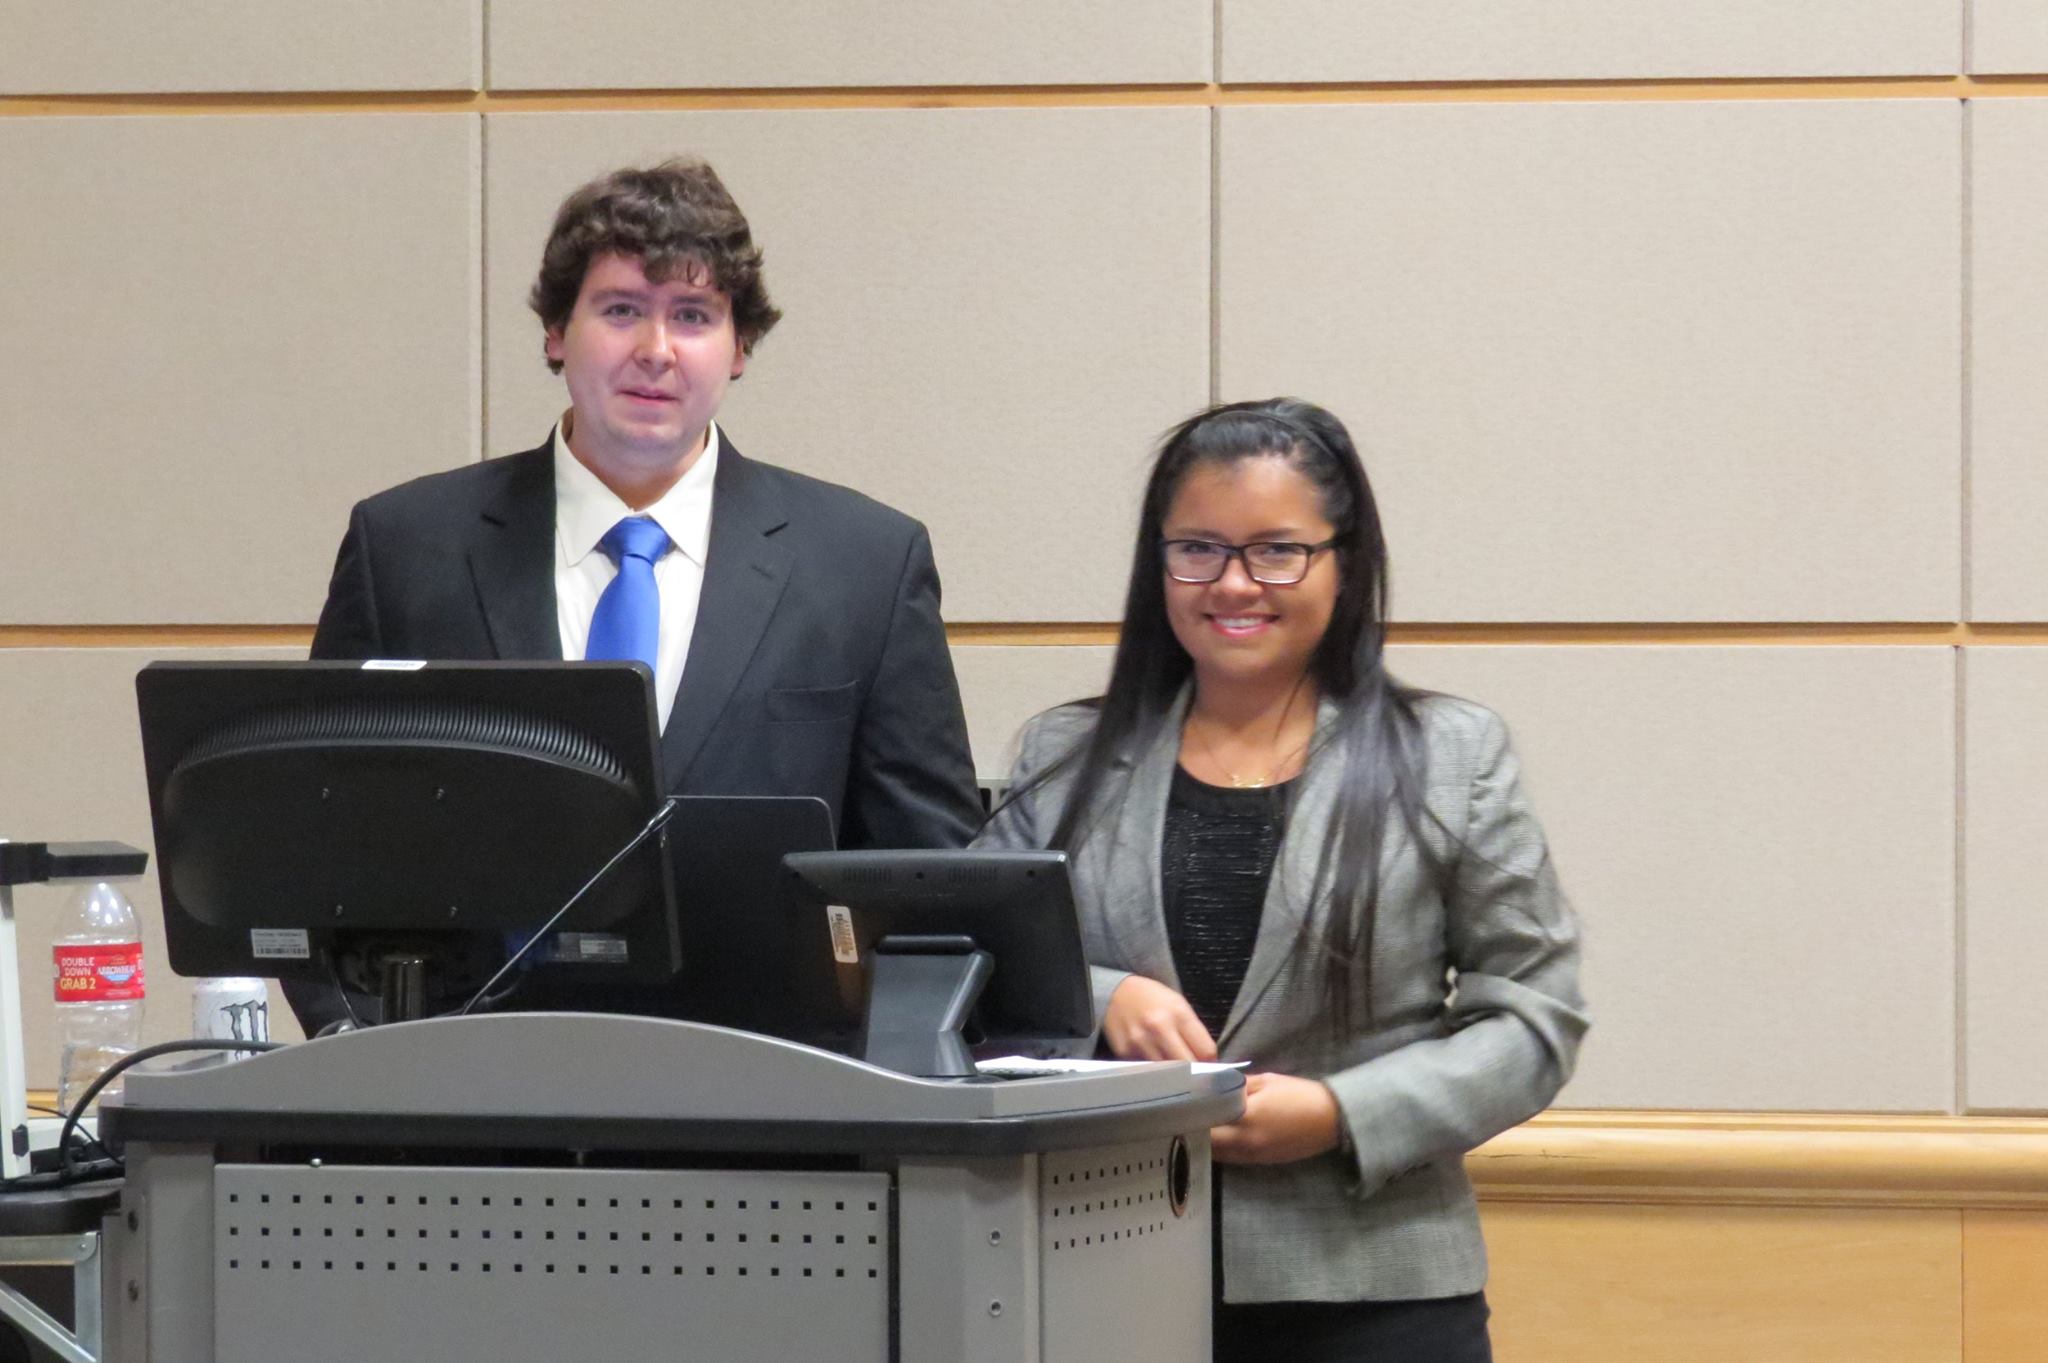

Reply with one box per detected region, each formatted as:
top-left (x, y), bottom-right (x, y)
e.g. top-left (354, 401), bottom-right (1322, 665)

top-left (54, 943), bottom-right (146, 1001)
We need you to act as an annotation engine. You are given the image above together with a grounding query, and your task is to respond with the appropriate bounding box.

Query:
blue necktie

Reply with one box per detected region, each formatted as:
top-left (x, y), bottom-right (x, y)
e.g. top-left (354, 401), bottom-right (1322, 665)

top-left (585, 517), bottom-right (671, 672)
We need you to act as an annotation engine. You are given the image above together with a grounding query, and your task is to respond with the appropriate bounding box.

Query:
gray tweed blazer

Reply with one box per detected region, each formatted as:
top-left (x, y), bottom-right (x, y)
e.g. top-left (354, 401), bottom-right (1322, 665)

top-left (974, 689), bottom-right (1587, 1303)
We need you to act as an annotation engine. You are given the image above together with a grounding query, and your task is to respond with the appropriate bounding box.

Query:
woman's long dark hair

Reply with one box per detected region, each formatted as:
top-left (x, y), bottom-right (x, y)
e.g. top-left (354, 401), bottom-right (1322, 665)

top-left (1005, 397), bottom-right (1447, 1028)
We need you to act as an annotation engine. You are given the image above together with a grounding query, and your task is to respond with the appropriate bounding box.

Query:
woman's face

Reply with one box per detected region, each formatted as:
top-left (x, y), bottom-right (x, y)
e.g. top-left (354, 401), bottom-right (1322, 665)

top-left (1159, 455), bottom-right (1340, 697)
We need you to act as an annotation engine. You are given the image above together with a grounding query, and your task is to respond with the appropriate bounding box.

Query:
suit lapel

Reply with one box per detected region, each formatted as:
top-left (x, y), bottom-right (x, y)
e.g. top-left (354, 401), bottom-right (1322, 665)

top-left (659, 444), bottom-right (792, 787)
top-left (1086, 692), bottom-right (1190, 991)
top-left (469, 445), bottom-right (561, 661)
top-left (1218, 697), bottom-right (1343, 1050)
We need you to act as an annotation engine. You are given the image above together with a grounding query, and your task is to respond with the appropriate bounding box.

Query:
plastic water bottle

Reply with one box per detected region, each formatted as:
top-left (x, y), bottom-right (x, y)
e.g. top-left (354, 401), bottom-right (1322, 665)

top-left (52, 881), bottom-right (146, 1113)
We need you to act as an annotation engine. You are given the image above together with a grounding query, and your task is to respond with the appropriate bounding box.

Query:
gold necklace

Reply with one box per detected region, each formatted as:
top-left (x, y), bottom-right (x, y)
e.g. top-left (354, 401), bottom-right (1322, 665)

top-left (1186, 718), bottom-right (1309, 788)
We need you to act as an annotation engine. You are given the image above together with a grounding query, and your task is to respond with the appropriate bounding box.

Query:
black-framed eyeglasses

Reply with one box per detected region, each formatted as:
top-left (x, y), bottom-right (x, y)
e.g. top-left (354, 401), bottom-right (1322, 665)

top-left (1161, 538), bottom-right (1341, 585)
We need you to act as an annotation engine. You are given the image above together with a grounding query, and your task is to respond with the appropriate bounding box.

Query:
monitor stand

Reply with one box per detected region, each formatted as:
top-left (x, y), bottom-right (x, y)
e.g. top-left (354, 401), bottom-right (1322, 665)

top-left (329, 932), bottom-right (501, 1028)
top-left (859, 935), bottom-right (992, 1078)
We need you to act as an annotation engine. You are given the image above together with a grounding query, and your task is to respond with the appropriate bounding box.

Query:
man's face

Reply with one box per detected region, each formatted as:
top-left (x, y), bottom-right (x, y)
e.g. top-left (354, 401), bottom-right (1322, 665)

top-left (545, 251), bottom-right (746, 483)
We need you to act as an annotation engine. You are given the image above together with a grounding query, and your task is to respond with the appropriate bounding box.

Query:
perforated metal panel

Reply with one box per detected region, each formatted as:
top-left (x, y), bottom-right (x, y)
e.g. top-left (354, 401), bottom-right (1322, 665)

top-left (213, 1164), bottom-right (890, 1363)
top-left (1040, 1137), bottom-right (1211, 1363)
top-left (1042, 1140), bottom-right (1185, 1253)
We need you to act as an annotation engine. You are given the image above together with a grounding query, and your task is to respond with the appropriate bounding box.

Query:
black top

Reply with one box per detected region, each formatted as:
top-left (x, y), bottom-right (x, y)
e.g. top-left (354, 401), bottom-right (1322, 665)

top-left (1160, 766), bottom-right (1294, 1039)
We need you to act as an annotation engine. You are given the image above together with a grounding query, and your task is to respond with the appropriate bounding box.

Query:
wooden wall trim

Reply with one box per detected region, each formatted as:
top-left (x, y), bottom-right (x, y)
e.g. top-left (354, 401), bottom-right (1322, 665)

top-left (7, 75), bottom-right (2048, 120)
top-left (1473, 1111), bottom-right (2048, 1210)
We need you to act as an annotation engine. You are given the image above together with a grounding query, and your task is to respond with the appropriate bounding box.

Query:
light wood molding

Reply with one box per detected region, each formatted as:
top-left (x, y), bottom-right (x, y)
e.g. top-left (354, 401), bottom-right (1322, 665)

top-left (944, 623), bottom-right (1122, 646)
top-left (0, 625), bottom-right (317, 648)
top-left (1474, 1111), bottom-right (2048, 1210)
top-left (8, 75), bottom-right (2048, 120)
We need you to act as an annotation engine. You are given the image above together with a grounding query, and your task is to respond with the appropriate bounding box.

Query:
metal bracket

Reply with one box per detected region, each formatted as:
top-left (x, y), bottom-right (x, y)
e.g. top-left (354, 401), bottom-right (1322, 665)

top-left (0, 1230), bottom-right (102, 1363)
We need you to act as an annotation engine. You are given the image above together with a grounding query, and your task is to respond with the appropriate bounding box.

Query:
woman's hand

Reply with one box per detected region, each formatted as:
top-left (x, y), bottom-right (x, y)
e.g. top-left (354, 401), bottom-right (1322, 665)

top-left (1103, 975), bottom-right (1218, 1062)
top-left (1211, 1072), bottom-right (1343, 1165)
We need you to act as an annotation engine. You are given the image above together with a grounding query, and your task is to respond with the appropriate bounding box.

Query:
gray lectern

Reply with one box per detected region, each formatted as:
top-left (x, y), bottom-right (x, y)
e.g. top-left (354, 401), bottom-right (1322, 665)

top-left (97, 1014), bottom-right (1240, 1362)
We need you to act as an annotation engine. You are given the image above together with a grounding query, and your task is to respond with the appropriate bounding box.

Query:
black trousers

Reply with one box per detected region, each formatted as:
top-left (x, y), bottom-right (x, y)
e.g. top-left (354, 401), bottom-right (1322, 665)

top-left (1214, 1293), bottom-right (1493, 1363)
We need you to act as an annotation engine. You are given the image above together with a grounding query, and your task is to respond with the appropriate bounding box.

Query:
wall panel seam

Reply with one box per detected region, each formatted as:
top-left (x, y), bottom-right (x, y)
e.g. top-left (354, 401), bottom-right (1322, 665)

top-left (12, 76), bottom-right (2048, 119)
top-left (1207, 102), bottom-right (1221, 405)
top-left (478, 109), bottom-right (492, 464)
top-left (1960, 97), bottom-right (1975, 624)
top-left (1210, 0), bottom-right (1223, 87)
top-left (1955, 646), bottom-right (1969, 1115)
top-left (1954, 93), bottom-right (1972, 1118)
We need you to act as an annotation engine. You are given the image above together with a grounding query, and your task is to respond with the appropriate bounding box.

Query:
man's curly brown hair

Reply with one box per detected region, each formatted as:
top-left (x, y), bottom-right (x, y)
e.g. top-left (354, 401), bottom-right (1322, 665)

top-left (528, 158), bottom-right (783, 372)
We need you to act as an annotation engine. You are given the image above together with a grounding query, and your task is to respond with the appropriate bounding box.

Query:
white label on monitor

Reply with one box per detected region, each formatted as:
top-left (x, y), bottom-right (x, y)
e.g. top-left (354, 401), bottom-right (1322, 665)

top-left (360, 659), bottom-right (427, 671)
top-left (557, 933), bottom-right (629, 964)
top-left (250, 928), bottom-right (311, 960)
top-left (826, 905), bottom-right (858, 964)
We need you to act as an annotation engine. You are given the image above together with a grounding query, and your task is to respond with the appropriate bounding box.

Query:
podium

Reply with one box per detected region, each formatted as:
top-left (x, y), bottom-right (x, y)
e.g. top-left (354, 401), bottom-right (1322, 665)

top-left (97, 1015), bottom-right (1241, 1362)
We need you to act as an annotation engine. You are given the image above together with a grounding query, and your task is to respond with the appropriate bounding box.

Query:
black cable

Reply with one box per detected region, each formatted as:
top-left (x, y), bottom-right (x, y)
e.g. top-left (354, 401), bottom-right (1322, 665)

top-left (0, 1105), bottom-right (112, 1192)
top-left (456, 796), bottom-right (680, 1017)
top-left (56, 1038), bottom-right (287, 1183)
top-left (465, 969), bottom-right (530, 1014)
top-left (321, 945), bottom-right (366, 1031)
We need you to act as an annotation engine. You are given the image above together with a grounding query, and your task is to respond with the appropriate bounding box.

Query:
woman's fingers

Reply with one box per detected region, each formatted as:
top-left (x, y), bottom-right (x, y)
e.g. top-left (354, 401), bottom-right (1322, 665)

top-left (1104, 976), bottom-right (1218, 1062)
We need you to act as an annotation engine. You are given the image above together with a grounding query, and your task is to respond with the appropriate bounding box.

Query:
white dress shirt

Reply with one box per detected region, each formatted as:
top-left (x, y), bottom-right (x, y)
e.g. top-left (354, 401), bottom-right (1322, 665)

top-left (552, 420), bottom-right (718, 733)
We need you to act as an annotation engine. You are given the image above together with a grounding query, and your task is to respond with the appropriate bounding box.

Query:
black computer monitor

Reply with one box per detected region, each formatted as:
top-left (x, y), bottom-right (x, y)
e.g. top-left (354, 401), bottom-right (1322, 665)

top-left (507, 794), bottom-right (835, 1032)
top-left (136, 661), bottom-right (679, 1020)
top-left (780, 850), bottom-right (1094, 1078)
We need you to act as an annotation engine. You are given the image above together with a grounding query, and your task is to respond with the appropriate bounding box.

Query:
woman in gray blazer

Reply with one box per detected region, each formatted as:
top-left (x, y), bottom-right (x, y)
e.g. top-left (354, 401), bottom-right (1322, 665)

top-left (976, 398), bottom-right (1587, 1362)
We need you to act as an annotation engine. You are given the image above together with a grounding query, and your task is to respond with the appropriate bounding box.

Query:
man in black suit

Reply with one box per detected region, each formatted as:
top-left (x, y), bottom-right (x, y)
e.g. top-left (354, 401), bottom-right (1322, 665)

top-left (295, 159), bottom-right (980, 1028)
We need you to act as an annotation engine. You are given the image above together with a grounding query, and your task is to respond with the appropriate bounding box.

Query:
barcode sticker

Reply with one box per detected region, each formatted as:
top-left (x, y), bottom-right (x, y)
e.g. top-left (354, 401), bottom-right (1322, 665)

top-left (250, 928), bottom-right (312, 960)
top-left (826, 905), bottom-right (858, 964)
top-left (558, 933), bottom-right (629, 964)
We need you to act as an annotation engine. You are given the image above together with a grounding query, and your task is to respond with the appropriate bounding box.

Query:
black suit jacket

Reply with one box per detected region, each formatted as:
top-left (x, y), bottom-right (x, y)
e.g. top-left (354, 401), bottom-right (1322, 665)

top-left (292, 434), bottom-right (982, 1032)
top-left (310, 433), bottom-right (981, 849)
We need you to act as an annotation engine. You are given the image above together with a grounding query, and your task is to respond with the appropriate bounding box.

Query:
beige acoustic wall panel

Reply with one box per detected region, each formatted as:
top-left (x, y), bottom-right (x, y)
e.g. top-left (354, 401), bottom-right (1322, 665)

top-left (0, 650), bottom-right (309, 1088)
top-left (488, 0), bottom-right (1209, 90)
top-left (1219, 1), bottom-right (1959, 82)
top-left (951, 645), bottom-right (1114, 778)
top-left (485, 110), bottom-right (1209, 621)
top-left (1962, 649), bottom-right (2048, 1112)
top-left (0, 0), bottom-right (478, 94)
top-left (1968, 99), bottom-right (2048, 619)
top-left (1385, 645), bottom-right (1955, 1112)
top-left (1972, 0), bottom-right (2048, 72)
top-left (0, 115), bottom-right (482, 625)
top-left (1219, 101), bottom-right (1962, 623)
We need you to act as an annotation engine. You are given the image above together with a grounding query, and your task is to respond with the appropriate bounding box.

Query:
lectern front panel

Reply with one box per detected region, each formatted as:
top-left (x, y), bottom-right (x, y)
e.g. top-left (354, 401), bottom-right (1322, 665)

top-left (1042, 1137), bottom-right (1212, 1363)
top-left (212, 1164), bottom-right (891, 1363)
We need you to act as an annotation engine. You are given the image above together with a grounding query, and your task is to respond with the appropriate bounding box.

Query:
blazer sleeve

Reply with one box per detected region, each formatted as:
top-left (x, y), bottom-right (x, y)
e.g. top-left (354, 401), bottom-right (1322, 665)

top-left (309, 502), bottom-right (383, 661)
top-left (836, 523), bottom-right (983, 851)
top-left (1322, 710), bottom-right (1589, 1198)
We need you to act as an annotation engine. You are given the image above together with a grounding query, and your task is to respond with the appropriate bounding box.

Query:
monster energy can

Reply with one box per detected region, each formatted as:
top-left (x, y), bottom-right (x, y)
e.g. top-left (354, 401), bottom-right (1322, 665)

top-left (191, 976), bottom-right (271, 1056)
